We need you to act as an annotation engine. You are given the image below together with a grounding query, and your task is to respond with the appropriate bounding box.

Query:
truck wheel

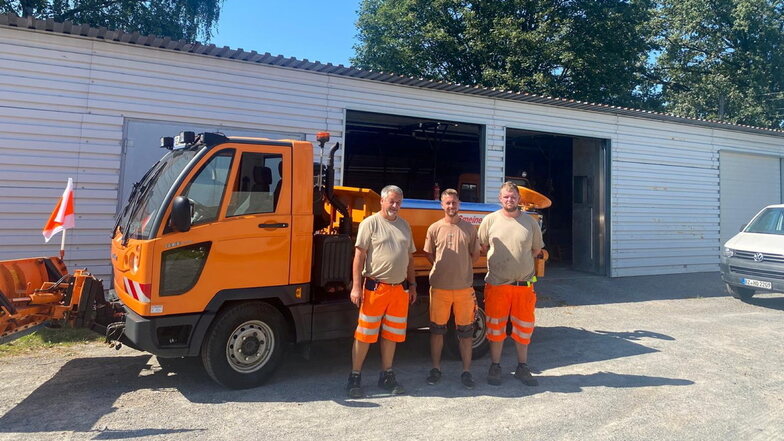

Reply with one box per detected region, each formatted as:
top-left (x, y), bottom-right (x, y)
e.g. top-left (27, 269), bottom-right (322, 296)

top-left (726, 283), bottom-right (755, 301)
top-left (445, 298), bottom-right (490, 360)
top-left (201, 302), bottom-right (285, 389)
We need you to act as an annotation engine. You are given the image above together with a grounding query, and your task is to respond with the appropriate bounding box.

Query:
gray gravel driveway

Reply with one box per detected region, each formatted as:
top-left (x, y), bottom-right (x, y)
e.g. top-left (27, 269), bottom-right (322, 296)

top-left (0, 271), bottom-right (782, 440)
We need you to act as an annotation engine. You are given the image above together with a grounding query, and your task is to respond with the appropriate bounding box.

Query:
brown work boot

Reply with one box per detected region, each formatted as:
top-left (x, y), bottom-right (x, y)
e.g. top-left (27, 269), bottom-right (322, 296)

top-left (514, 363), bottom-right (539, 386)
top-left (487, 363), bottom-right (502, 386)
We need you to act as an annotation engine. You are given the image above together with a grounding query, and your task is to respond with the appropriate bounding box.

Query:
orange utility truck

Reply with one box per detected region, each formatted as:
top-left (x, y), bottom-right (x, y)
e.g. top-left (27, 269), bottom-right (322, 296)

top-left (0, 132), bottom-right (548, 389)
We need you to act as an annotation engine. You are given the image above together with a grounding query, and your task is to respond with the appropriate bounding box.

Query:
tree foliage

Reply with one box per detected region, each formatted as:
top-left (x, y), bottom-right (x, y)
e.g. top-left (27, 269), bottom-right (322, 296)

top-left (1, 0), bottom-right (223, 42)
top-left (654, 0), bottom-right (784, 128)
top-left (353, 0), bottom-right (658, 109)
top-left (353, 0), bottom-right (784, 128)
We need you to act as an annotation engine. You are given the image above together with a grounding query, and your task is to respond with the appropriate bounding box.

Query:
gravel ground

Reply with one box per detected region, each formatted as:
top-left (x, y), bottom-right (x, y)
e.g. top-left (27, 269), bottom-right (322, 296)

top-left (0, 271), bottom-right (782, 441)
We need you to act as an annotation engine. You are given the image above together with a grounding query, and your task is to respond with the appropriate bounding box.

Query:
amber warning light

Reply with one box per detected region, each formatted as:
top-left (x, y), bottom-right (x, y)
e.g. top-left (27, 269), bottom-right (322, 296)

top-left (316, 132), bottom-right (330, 144)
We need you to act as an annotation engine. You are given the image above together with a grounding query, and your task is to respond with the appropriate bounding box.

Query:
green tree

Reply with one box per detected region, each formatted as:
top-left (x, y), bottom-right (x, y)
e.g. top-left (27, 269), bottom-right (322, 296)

top-left (654, 0), bottom-right (784, 128)
top-left (1, 0), bottom-right (223, 42)
top-left (353, 0), bottom-right (659, 109)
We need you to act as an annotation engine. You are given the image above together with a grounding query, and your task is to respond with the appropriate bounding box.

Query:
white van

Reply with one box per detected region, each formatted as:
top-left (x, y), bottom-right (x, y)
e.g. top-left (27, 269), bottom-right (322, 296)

top-left (720, 204), bottom-right (784, 300)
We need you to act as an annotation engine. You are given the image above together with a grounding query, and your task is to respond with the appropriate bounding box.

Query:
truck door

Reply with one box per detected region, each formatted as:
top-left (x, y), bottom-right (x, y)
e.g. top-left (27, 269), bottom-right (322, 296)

top-left (153, 145), bottom-right (292, 315)
top-left (220, 146), bottom-right (292, 288)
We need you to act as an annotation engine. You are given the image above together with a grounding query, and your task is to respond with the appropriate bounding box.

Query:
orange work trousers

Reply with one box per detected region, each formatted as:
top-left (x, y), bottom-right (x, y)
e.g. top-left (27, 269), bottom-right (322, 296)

top-left (354, 283), bottom-right (408, 343)
top-left (484, 283), bottom-right (536, 344)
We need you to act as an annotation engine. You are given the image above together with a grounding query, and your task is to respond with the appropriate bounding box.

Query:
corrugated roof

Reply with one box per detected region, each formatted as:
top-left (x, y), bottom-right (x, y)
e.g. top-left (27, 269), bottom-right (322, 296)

top-left (2, 13), bottom-right (782, 137)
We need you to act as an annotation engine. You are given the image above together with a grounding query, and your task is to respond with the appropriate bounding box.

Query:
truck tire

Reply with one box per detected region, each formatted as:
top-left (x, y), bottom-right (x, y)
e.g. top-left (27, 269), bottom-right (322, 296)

top-left (726, 283), bottom-right (755, 301)
top-left (201, 302), bottom-right (285, 389)
top-left (445, 293), bottom-right (489, 360)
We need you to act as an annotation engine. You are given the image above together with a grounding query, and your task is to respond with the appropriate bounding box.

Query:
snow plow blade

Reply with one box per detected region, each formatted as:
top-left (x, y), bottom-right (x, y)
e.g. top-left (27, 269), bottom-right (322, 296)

top-left (0, 256), bottom-right (117, 344)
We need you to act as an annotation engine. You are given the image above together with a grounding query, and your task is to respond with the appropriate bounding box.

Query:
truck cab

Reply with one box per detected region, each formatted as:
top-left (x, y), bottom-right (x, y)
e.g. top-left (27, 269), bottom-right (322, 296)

top-left (112, 132), bottom-right (329, 387)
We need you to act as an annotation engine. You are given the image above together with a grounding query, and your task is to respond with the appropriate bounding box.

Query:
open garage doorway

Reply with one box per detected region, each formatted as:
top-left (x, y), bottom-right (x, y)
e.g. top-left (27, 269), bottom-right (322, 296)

top-left (344, 110), bottom-right (483, 200)
top-left (506, 129), bottom-right (609, 275)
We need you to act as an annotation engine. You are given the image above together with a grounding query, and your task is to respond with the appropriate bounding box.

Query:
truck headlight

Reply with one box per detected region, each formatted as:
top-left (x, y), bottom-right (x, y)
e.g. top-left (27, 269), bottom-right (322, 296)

top-left (722, 247), bottom-right (734, 257)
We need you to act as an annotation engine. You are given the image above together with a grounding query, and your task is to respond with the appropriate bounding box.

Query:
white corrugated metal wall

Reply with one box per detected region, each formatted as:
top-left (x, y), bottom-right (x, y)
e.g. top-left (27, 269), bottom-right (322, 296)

top-left (719, 152), bottom-right (782, 245)
top-left (1, 26), bottom-right (783, 280)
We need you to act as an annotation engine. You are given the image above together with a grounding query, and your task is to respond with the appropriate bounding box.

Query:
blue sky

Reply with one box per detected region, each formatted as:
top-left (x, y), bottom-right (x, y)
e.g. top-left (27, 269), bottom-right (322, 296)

top-left (211, 0), bottom-right (363, 67)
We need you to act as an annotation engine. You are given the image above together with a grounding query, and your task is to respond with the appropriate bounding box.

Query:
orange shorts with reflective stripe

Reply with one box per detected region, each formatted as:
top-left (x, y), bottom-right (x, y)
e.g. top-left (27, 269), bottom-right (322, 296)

top-left (354, 283), bottom-right (409, 343)
top-left (430, 287), bottom-right (476, 327)
top-left (484, 283), bottom-right (536, 344)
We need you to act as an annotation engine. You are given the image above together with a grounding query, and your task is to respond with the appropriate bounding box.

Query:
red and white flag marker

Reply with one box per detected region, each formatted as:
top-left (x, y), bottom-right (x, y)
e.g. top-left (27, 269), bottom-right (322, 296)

top-left (42, 178), bottom-right (76, 258)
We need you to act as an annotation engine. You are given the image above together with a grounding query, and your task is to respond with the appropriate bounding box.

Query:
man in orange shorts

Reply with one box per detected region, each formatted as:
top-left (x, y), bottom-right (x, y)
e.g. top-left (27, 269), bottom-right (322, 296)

top-left (478, 181), bottom-right (544, 386)
top-left (424, 188), bottom-right (480, 388)
top-left (346, 185), bottom-right (417, 398)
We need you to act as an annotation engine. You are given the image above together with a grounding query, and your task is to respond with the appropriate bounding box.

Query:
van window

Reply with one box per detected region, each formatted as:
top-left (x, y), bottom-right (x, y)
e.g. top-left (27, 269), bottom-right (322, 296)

top-left (745, 207), bottom-right (784, 235)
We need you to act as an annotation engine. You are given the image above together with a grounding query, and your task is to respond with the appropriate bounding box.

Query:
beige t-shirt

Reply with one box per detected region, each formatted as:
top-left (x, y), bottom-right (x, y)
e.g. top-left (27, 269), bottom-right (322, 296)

top-left (355, 213), bottom-right (416, 284)
top-left (478, 209), bottom-right (544, 285)
top-left (424, 218), bottom-right (479, 290)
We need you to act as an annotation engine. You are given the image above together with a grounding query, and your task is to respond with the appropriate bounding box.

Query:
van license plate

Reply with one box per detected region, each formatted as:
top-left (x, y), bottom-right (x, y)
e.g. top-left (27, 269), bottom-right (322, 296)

top-left (742, 278), bottom-right (772, 289)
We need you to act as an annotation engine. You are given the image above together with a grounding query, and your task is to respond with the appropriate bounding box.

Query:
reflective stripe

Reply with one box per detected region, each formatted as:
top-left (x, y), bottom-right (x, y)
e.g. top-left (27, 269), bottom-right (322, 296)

top-left (132, 280), bottom-right (151, 303)
top-left (382, 324), bottom-right (406, 335)
top-left (383, 314), bottom-right (407, 324)
top-left (488, 317), bottom-right (507, 325)
top-left (512, 327), bottom-right (532, 339)
top-left (510, 316), bottom-right (534, 328)
top-left (356, 326), bottom-right (380, 336)
top-left (123, 277), bottom-right (137, 301)
top-left (359, 313), bottom-right (382, 323)
top-left (488, 328), bottom-right (505, 336)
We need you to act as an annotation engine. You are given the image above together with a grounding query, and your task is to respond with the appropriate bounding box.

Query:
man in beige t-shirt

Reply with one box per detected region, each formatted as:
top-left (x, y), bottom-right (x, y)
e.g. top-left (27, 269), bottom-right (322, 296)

top-left (423, 189), bottom-right (480, 389)
top-left (478, 181), bottom-right (544, 387)
top-left (346, 185), bottom-right (416, 398)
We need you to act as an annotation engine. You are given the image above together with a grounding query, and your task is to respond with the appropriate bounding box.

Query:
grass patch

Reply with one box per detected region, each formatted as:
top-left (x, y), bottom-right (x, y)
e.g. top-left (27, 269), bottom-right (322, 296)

top-left (0, 327), bottom-right (102, 357)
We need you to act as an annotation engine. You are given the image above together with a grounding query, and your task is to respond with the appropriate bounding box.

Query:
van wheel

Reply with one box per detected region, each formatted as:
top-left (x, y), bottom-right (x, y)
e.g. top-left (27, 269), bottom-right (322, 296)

top-left (201, 302), bottom-right (285, 389)
top-left (445, 294), bottom-right (489, 360)
top-left (726, 283), bottom-right (755, 301)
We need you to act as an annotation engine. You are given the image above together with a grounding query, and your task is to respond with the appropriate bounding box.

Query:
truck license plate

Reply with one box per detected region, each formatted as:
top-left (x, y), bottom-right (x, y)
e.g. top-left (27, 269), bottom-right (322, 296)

top-left (742, 278), bottom-right (772, 289)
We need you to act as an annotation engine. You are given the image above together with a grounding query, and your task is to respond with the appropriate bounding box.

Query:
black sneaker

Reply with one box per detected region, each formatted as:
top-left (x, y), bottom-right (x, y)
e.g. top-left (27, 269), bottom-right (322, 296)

top-left (426, 368), bottom-right (442, 385)
top-left (461, 371), bottom-right (475, 389)
top-left (346, 372), bottom-right (363, 398)
top-left (378, 370), bottom-right (406, 394)
top-left (488, 363), bottom-right (502, 386)
top-left (514, 363), bottom-right (539, 386)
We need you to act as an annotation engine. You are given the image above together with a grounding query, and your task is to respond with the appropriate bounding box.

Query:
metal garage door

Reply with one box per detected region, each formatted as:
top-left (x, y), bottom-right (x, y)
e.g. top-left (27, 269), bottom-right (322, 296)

top-left (120, 119), bottom-right (304, 210)
top-left (719, 151), bottom-right (782, 245)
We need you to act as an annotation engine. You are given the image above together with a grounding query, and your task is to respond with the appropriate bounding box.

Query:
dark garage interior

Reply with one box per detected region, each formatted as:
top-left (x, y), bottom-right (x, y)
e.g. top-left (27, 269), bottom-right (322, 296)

top-left (342, 111), bottom-right (606, 274)
top-left (343, 110), bottom-right (483, 200)
top-left (506, 129), bottom-right (574, 265)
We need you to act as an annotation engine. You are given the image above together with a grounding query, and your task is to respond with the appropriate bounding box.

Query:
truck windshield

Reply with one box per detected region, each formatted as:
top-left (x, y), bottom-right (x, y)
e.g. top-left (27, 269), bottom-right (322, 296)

top-left (745, 207), bottom-right (784, 235)
top-left (122, 148), bottom-right (200, 240)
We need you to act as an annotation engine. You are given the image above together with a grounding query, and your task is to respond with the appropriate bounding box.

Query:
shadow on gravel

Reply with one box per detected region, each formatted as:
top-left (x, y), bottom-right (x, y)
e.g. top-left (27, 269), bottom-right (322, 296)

top-left (531, 326), bottom-right (670, 372)
top-left (535, 271), bottom-right (727, 308)
top-left (92, 428), bottom-right (204, 439)
top-left (514, 371), bottom-right (693, 395)
top-left (741, 293), bottom-right (784, 311)
top-left (0, 325), bottom-right (690, 433)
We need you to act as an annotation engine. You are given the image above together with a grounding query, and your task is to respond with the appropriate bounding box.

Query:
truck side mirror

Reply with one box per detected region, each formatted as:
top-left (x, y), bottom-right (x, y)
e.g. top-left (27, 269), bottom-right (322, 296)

top-left (739, 223), bottom-right (746, 232)
top-left (170, 196), bottom-right (192, 232)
